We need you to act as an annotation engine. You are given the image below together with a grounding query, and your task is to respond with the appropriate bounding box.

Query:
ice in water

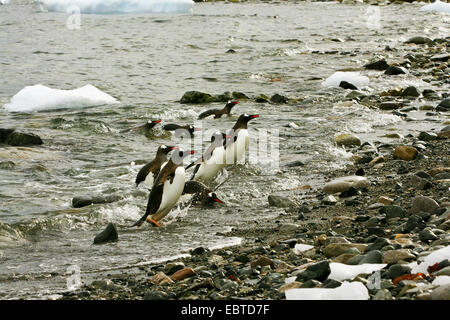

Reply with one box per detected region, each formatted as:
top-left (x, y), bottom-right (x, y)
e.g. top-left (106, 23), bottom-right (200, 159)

top-left (322, 72), bottom-right (369, 89)
top-left (285, 281), bottom-right (369, 300)
top-left (3, 84), bottom-right (119, 112)
top-left (35, 0), bottom-right (195, 14)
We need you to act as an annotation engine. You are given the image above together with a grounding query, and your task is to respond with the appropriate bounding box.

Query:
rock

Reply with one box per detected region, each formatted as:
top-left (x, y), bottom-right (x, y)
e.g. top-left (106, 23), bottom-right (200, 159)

top-left (430, 53), bottom-right (450, 62)
top-left (270, 94), bottom-right (289, 104)
top-left (268, 195), bottom-right (296, 208)
top-left (434, 266), bottom-right (450, 277)
top-left (0, 161), bottom-right (15, 170)
top-left (369, 156), bottom-right (385, 165)
top-left (405, 36), bottom-right (433, 45)
top-left (300, 279), bottom-right (322, 288)
top-left (419, 228), bottom-right (438, 242)
top-left (358, 250), bottom-right (383, 264)
top-left (0, 128), bottom-right (15, 143)
top-left (335, 133), bottom-right (361, 147)
top-left (250, 256), bottom-right (274, 269)
top-left (384, 66), bottom-right (406, 76)
top-left (387, 264), bottom-right (412, 279)
top-left (72, 194), bottom-right (122, 208)
top-left (232, 91), bottom-right (250, 100)
top-left (321, 278), bottom-right (342, 289)
top-left (191, 247), bottom-right (207, 255)
top-left (405, 215), bottom-right (426, 232)
top-left (93, 223), bottom-right (118, 244)
top-left (323, 195), bottom-right (338, 205)
top-left (296, 260), bottom-right (330, 282)
top-left (378, 196), bottom-right (394, 205)
top-left (430, 284), bottom-right (450, 300)
top-left (208, 255), bottom-right (225, 265)
top-left (418, 132), bottom-right (437, 141)
top-left (379, 101), bottom-right (403, 110)
top-left (144, 290), bottom-right (169, 300)
top-left (438, 131), bottom-right (450, 139)
top-left (255, 94), bottom-right (270, 103)
top-left (170, 267), bottom-right (196, 281)
top-left (279, 223), bottom-right (300, 233)
top-left (278, 281), bottom-right (302, 292)
top-left (365, 238), bottom-right (390, 253)
top-left (373, 289), bottom-right (392, 300)
top-left (91, 279), bottom-right (114, 290)
top-left (380, 205), bottom-right (406, 219)
top-left (180, 91), bottom-right (217, 104)
top-left (393, 146), bottom-right (418, 161)
top-left (438, 99), bottom-right (450, 109)
top-left (234, 254), bottom-right (250, 264)
top-left (401, 86), bottom-right (420, 97)
top-left (5, 132), bottom-right (43, 146)
top-left (324, 243), bottom-right (368, 258)
top-left (150, 272), bottom-right (174, 286)
top-left (164, 262), bottom-right (185, 275)
top-left (363, 59), bottom-right (389, 71)
top-left (323, 175), bottom-right (369, 194)
top-left (411, 196), bottom-right (441, 215)
top-left (339, 81), bottom-right (358, 90)
top-left (382, 249), bottom-right (416, 264)
top-left (333, 253), bottom-right (358, 264)
top-left (189, 278), bottom-right (215, 291)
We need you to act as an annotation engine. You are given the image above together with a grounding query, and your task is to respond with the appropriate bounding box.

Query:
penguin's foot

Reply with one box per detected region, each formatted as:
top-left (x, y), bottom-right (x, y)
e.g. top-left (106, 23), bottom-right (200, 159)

top-left (146, 218), bottom-right (161, 227)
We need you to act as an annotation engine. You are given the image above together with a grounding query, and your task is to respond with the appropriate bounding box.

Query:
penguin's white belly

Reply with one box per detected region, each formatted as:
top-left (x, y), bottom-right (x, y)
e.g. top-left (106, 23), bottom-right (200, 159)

top-left (152, 167), bottom-right (185, 221)
top-left (225, 129), bottom-right (249, 164)
top-left (194, 147), bottom-right (226, 182)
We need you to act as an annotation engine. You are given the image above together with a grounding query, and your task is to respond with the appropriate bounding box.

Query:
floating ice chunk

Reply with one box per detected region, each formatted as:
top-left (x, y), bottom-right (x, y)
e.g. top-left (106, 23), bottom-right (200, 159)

top-left (285, 281), bottom-right (369, 300)
top-left (432, 276), bottom-right (450, 286)
top-left (36, 0), bottom-right (195, 14)
top-left (328, 262), bottom-right (387, 281)
top-left (410, 245), bottom-right (450, 274)
top-left (322, 72), bottom-right (369, 89)
top-left (420, 0), bottom-right (450, 13)
top-left (3, 84), bottom-right (119, 112)
top-left (293, 244), bottom-right (314, 254)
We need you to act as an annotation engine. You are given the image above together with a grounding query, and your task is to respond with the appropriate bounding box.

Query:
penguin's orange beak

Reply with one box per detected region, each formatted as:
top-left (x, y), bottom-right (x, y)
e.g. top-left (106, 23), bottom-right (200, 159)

top-left (189, 150), bottom-right (195, 154)
top-left (168, 146), bottom-right (178, 150)
top-left (153, 120), bottom-right (162, 123)
top-left (214, 197), bottom-right (223, 203)
top-left (232, 101), bottom-right (239, 105)
top-left (250, 115), bottom-right (259, 119)
top-left (194, 128), bottom-right (202, 131)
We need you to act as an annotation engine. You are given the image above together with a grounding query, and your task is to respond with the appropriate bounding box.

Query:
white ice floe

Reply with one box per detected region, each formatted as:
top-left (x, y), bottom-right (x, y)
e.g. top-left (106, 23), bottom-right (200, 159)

top-left (409, 245), bottom-right (450, 274)
top-left (328, 262), bottom-right (387, 281)
top-left (420, 0), bottom-right (450, 13)
top-left (35, 0), bottom-right (195, 14)
top-left (322, 72), bottom-right (369, 89)
top-left (3, 84), bottom-right (119, 112)
top-left (285, 281), bottom-right (369, 300)
top-left (432, 276), bottom-right (450, 286)
top-left (293, 244), bottom-right (314, 254)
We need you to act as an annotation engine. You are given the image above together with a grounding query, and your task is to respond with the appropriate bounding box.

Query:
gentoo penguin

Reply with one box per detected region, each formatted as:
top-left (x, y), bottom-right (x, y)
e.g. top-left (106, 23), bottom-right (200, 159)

top-left (135, 145), bottom-right (177, 187)
top-left (162, 124), bottom-right (201, 138)
top-left (121, 119), bottom-right (161, 133)
top-left (132, 149), bottom-right (194, 228)
top-left (224, 114), bottom-right (259, 165)
top-left (182, 180), bottom-right (223, 205)
top-left (187, 131), bottom-right (229, 183)
top-left (198, 101), bottom-right (239, 119)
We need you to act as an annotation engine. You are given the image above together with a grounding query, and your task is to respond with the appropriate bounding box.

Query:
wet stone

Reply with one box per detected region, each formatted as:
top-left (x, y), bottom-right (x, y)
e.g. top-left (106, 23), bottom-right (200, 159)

top-left (387, 264), bottom-right (412, 279)
top-left (144, 290), bottom-right (168, 300)
top-left (93, 223), bottom-right (118, 245)
top-left (380, 205), bottom-right (406, 219)
top-left (295, 260), bottom-right (330, 282)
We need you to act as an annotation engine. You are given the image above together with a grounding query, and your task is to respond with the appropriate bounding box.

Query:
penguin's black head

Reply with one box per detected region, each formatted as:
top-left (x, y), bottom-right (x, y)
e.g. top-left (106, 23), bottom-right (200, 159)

top-left (148, 119), bottom-right (161, 129)
top-left (206, 192), bottom-right (223, 204)
top-left (188, 125), bottom-right (202, 135)
top-left (225, 101), bottom-right (239, 109)
top-left (240, 113), bottom-right (259, 123)
top-left (159, 145), bottom-right (178, 155)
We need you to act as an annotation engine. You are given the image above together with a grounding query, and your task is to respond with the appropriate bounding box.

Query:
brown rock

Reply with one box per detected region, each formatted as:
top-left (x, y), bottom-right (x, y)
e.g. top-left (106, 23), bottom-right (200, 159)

top-left (393, 146), bottom-right (418, 161)
top-left (278, 281), bottom-right (303, 293)
top-left (333, 253), bottom-right (357, 264)
top-left (188, 278), bottom-right (215, 291)
top-left (437, 131), bottom-right (450, 139)
top-left (382, 249), bottom-right (416, 264)
top-left (150, 272), bottom-right (174, 286)
top-left (250, 256), bottom-right (274, 269)
top-left (369, 156), bottom-right (385, 165)
top-left (324, 243), bottom-right (368, 258)
top-left (170, 267), bottom-right (197, 281)
top-left (379, 196), bottom-right (394, 205)
top-left (428, 167), bottom-right (450, 177)
top-left (410, 196), bottom-right (441, 215)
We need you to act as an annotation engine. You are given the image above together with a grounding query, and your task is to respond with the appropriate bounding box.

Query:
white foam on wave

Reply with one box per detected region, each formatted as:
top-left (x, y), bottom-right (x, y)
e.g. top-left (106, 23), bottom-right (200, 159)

top-left (36, 0), bottom-right (195, 14)
top-left (322, 72), bottom-right (369, 89)
top-left (420, 0), bottom-right (450, 13)
top-left (3, 84), bottom-right (119, 112)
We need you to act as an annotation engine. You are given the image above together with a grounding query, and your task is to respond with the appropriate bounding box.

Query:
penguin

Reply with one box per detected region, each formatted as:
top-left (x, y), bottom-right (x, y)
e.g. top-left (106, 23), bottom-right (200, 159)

top-left (135, 145), bottom-right (177, 187)
top-left (131, 149), bottom-right (194, 227)
top-left (182, 180), bottom-right (223, 205)
top-left (187, 131), bottom-right (229, 183)
top-left (121, 119), bottom-right (161, 134)
top-left (162, 124), bottom-right (201, 138)
top-left (198, 101), bottom-right (239, 119)
top-left (224, 114), bottom-right (259, 165)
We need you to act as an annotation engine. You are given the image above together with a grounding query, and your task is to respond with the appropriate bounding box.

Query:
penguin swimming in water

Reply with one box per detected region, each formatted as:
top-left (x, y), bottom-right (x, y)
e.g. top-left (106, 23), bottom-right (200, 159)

top-left (187, 131), bottom-right (230, 183)
top-left (135, 145), bottom-right (177, 187)
top-left (162, 124), bottom-right (201, 138)
top-left (198, 101), bottom-right (239, 120)
top-left (182, 180), bottom-right (223, 206)
top-left (132, 149), bottom-right (194, 228)
top-left (121, 119), bottom-right (161, 134)
top-left (224, 114), bottom-right (259, 165)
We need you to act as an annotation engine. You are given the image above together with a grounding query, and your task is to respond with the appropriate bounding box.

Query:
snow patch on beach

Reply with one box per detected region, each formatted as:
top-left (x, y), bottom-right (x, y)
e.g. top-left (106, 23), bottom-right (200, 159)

top-left (420, 0), bottom-right (450, 13)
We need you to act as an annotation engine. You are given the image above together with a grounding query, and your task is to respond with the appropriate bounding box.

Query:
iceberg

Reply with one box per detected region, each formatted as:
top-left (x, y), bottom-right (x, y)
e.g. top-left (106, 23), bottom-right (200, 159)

top-left (35, 0), bottom-right (195, 14)
top-left (420, 0), bottom-right (450, 13)
top-left (322, 72), bottom-right (369, 89)
top-left (328, 262), bottom-right (387, 281)
top-left (3, 84), bottom-right (119, 112)
top-left (409, 245), bottom-right (450, 274)
top-left (285, 281), bottom-right (369, 300)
